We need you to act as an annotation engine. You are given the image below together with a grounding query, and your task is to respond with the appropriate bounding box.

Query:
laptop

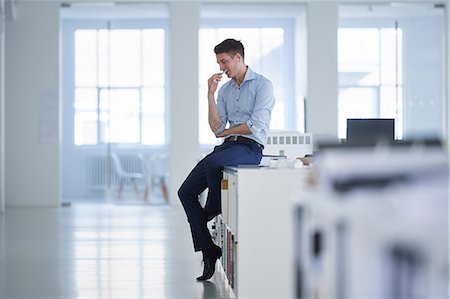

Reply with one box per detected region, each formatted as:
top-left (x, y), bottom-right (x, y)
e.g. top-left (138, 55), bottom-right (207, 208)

top-left (346, 118), bottom-right (395, 146)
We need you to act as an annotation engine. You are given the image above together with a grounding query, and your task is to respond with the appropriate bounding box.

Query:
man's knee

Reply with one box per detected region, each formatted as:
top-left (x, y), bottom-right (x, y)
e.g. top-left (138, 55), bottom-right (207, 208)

top-left (177, 184), bottom-right (188, 203)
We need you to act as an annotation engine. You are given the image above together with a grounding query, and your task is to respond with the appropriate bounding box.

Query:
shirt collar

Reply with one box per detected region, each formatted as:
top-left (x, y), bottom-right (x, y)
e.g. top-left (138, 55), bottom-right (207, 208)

top-left (232, 66), bottom-right (256, 87)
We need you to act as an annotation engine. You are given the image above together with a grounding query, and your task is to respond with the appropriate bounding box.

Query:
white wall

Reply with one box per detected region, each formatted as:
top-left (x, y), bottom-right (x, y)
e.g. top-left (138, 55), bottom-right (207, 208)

top-left (0, 5), bottom-right (5, 212)
top-left (3, 0), bottom-right (449, 207)
top-left (5, 1), bottom-right (60, 207)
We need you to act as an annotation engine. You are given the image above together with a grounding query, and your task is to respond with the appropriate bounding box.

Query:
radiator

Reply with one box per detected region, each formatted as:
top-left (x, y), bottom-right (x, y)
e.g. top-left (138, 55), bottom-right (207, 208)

top-left (86, 154), bottom-right (145, 191)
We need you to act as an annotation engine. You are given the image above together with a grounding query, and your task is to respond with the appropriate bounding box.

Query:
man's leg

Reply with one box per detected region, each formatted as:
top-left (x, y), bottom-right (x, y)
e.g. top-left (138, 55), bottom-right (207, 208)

top-left (203, 143), bottom-right (262, 220)
top-left (195, 142), bottom-right (262, 280)
top-left (178, 156), bottom-right (215, 252)
top-left (177, 143), bottom-right (235, 250)
top-left (178, 142), bottom-right (262, 280)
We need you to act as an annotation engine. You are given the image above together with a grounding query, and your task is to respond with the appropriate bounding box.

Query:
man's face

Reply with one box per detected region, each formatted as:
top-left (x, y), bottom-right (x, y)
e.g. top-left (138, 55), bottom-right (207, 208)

top-left (216, 52), bottom-right (238, 77)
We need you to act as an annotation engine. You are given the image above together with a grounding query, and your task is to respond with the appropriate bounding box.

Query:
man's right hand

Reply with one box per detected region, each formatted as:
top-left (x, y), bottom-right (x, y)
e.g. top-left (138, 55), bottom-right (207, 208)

top-left (207, 71), bottom-right (225, 95)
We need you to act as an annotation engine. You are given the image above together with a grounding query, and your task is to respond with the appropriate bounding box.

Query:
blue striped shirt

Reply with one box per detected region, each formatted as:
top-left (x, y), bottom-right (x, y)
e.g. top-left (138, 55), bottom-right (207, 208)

top-left (215, 67), bottom-right (275, 146)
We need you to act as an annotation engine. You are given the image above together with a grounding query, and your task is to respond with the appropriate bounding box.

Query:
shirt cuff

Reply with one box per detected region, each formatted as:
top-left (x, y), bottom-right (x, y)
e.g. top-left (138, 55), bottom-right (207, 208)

top-left (214, 126), bottom-right (225, 136)
top-left (246, 119), bottom-right (258, 135)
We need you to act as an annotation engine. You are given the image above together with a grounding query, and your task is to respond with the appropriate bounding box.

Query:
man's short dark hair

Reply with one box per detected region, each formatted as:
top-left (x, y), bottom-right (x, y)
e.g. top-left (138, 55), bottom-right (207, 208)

top-left (214, 38), bottom-right (244, 59)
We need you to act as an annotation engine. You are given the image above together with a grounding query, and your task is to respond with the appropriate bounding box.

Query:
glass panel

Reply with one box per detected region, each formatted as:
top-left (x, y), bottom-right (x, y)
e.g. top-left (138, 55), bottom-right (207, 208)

top-left (380, 28), bottom-right (403, 85)
top-left (338, 87), bottom-right (377, 138)
top-left (142, 118), bottom-right (165, 145)
top-left (109, 30), bottom-right (141, 87)
top-left (396, 86), bottom-right (403, 140)
top-left (296, 94), bottom-right (305, 133)
top-left (100, 89), bottom-right (140, 143)
top-left (260, 28), bottom-right (284, 86)
top-left (74, 88), bottom-right (97, 110)
top-left (380, 86), bottom-right (397, 119)
top-left (395, 29), bottom-right (403, 84)
top-left (141, 87), bottom-right (165, 145)
top-left (74, 112), bottom-right (98, 145)
top-left (271, 88), bottom-right (285, 130)
top-left (142, 29), bottom-right (165, 86)
top-left (142, 87), bottom-right (164, 114)
top-left (338, 28), bottom-right (380, 86)
top-left (271, 100), bottom-right (285, 130)
top-left (75, 30), bottom-right (97, 87)
top-left (198, 29), bottom-right (221, 87)
top-left (98, 29), bottom-right (110, 87)
top-left (99, 90), bottom-right (110, 111)
top-left (99, 89), bottom-right (111, 143)
top-left (380, 85), bottom-right (403, 139)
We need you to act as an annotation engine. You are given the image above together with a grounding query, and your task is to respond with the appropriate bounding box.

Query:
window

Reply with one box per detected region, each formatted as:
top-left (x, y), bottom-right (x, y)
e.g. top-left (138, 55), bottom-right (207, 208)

top-left (71, 23), bottom-right (166, 145)
top-left (199, 5), bottom-right (304, 145)
top-left (338, 27), bottom-right (403, 139)
top-left (338, 4), bottom-right (446, 141)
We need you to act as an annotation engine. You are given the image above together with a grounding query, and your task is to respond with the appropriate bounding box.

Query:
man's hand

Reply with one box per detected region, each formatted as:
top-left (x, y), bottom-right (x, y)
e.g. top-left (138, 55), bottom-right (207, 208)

top-left (215, 124), bottom-right (252, 138)
top-left (216, 130), bottom-right (227, 138)
top-left (207, 70), bottom-right (226, 95)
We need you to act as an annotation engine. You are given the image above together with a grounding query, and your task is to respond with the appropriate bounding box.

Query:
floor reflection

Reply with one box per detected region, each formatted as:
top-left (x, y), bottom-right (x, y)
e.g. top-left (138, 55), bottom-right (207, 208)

top-left (200, 281), bottom-right (218, 299)
top-left (66, 205), bottom-right (168, 299)
top-left (1, 203), bottom-right (235, 299)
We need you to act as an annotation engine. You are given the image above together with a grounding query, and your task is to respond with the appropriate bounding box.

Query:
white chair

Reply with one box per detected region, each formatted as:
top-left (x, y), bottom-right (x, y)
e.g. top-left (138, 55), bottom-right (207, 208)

top-left (138, 153), bottom-right (152, 201)
top-left (148, 153), bottom-right (170, 203)
top-left (110, 153), bottom-right (148, 199)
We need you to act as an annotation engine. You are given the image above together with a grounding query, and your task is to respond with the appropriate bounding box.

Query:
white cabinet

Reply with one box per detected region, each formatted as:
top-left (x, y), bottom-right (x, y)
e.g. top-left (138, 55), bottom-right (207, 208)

top-left (214, 166), bottom-right (311, 298)
top-left (292, 148), bottom-right (449, 299)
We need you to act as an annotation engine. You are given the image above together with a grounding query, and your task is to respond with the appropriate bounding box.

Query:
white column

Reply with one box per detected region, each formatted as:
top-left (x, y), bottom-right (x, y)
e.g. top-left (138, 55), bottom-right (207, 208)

top-left (0, 9), bottom-right (4, 213)
top-left (306, 2), bottom-right (338, 141)
top-left (5, 1), bottom-right (60, 207)
top-left (169, 2), bottom-right (200, 206)
top-left (447, 4), bottom-right (450, 146)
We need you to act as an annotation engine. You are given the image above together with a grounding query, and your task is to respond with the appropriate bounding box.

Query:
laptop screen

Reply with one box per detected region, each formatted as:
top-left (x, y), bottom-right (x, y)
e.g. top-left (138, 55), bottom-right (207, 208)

top-left (346, 118), bottom-right (395, 146)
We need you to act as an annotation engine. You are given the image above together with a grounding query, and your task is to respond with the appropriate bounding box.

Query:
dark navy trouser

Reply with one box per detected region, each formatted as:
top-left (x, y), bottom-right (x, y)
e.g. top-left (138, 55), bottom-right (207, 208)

top-left (178, 139), bottom-right (262, 252)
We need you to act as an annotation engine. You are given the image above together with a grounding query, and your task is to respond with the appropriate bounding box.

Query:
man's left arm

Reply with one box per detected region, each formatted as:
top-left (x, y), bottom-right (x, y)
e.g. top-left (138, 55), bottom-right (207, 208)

top-left (245, 79), bottom-right (275, 135)
top-left (216, 123), bottom-right (251, 138)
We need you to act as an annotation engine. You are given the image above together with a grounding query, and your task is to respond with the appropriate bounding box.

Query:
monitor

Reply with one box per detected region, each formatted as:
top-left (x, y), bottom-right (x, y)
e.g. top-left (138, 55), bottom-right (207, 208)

top-left (346, 118), bottom-right (395, 146)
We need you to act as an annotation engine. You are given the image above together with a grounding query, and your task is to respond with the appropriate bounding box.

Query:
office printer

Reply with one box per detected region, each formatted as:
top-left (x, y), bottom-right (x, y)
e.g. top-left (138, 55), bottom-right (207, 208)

top-left (261, 131), bottom-right (313, 167)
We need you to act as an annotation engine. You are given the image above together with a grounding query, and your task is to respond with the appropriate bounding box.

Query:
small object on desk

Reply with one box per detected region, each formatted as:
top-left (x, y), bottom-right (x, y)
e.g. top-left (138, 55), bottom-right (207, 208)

top-left (298, 156), bottom-right (312, 166)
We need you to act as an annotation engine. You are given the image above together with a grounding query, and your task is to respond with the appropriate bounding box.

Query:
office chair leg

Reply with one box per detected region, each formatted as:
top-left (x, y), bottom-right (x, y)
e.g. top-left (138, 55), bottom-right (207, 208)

top-left (161, 177), bottom-right (169, 203)
top-left (117, 180), bottom-right (124, 199)
top-left (132, 179), bottom-right (140, 197)
top-left (143, 184), bottom-right (149, 201)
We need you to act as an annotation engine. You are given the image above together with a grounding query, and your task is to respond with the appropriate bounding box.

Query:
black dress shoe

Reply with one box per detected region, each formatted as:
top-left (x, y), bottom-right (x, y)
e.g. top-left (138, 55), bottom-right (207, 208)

top-left (196, 246), bottom-right (222, 281)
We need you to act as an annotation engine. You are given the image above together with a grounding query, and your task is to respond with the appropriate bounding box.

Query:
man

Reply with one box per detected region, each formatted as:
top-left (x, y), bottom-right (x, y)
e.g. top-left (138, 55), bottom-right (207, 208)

top-left (178, 38), bottom-right (275, 281)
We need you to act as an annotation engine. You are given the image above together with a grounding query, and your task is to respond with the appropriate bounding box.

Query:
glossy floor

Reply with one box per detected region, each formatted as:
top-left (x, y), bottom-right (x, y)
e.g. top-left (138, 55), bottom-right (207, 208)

top-left (0, 201), bottom-right (234, 299)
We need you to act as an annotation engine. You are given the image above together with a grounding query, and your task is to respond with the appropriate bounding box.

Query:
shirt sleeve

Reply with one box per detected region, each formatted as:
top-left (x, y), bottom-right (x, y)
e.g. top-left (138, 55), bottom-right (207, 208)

top-left (214, 88), bottom-right (228, 135)
top-left (246, 78), bottom-right (275, 134)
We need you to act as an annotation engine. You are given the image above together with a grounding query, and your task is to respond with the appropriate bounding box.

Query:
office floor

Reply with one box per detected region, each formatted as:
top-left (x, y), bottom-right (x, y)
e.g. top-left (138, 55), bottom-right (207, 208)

top-left (0, 201), bottom-right (234, 299)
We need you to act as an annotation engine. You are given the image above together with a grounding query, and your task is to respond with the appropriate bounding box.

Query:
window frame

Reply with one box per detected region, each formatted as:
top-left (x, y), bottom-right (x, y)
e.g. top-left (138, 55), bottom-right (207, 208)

top-left (62, 18), bottom-right (169, 148)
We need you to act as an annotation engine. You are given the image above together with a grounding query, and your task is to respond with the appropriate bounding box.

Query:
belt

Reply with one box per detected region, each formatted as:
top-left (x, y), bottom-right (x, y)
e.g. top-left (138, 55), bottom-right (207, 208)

top-left (225, 136), bottom-right (264, 149)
